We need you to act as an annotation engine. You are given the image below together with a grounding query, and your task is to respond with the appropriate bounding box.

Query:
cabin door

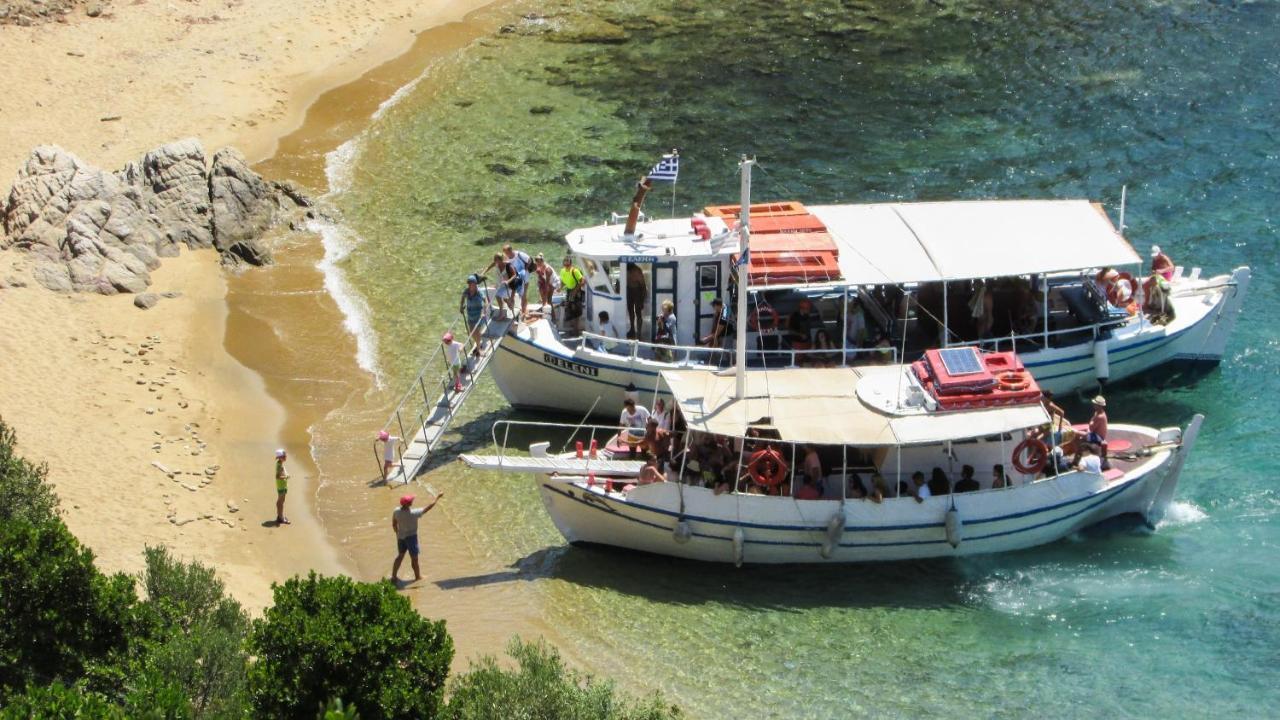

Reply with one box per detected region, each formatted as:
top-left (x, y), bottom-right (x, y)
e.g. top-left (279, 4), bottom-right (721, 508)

top-left (694, 262), bottom-right (722, 341)
top-left (651, 262), bottom-right (678, 344)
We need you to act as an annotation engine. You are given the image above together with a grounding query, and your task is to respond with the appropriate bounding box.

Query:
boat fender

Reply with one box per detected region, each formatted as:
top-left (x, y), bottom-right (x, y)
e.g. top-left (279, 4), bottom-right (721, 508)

top-left (732, 527), bottom-right (745, 568)
top-left (673, 519), bottom-right (692, 544)
top-left (1093, 340), bottom-right (1110, 382)
top-left (945, 508), bottom-right (963, 549)
top-left (821, 510), bottom-right (845, 559)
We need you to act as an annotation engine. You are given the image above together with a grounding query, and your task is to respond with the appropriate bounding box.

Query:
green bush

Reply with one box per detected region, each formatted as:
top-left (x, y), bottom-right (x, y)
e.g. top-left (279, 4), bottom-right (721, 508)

top-left (444, 638), bottom-right (682, 720)
top-left (0, 682), bottom-right (125, 719)
top-left (122, 546), bottom-right (251, 719)
top-left (248, 572), bottom-right (453, 720)
top-left (0, 519), bottom-right (136, 695)
top-left (0, 416), bottom-right (59, 524)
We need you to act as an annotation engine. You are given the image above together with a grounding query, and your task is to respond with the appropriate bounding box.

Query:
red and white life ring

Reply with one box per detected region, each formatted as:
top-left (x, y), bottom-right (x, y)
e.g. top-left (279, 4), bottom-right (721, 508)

top-left (746, 447), bottom-right (788, 487)
top-left (748, 305), bottom-right (780, 332)
top-left (1012, 437), bottom-right (1049, 475)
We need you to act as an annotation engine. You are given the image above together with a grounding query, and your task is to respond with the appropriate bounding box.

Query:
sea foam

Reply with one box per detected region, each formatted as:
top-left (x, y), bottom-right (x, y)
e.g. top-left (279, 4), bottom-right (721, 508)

top-left (308, 215), bottom-right (382, 386)
top-left (1157, 500), bottom-right (1208, 528)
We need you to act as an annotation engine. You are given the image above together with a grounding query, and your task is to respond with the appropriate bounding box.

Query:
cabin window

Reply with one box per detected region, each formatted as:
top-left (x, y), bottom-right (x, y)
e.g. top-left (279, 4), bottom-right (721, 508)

top-left (583, 259), bottom-right (620, 295)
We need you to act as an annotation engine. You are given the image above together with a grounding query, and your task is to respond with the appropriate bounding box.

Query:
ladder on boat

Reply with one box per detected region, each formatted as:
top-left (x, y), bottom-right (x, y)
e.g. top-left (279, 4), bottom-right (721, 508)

top-left (379, 298), bottom-right (510, 485)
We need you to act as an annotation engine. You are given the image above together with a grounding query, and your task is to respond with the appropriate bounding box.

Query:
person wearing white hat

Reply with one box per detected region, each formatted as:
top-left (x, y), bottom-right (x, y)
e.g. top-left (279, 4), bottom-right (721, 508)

top-left (274, 448), bottom-right (290, 525)
top-left (1086, 395), bottom-right (1108, 445)
top-left (1150, 245), bottom-right (1174, 281)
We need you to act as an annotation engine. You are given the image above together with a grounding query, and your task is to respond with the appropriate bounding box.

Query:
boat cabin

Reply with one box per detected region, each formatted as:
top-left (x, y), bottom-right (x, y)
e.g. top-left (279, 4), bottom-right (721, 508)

top-left (656, 357), bottom-right (1056, 499)
top-left (563, 198), bottom-right (1145, 365)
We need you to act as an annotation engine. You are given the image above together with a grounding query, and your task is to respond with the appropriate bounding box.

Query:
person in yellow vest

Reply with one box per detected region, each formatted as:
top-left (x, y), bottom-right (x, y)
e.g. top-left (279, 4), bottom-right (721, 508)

top-left (559, 256), bottom-right (586, 334)
top-left (274, 448), bottom-right (290, 525)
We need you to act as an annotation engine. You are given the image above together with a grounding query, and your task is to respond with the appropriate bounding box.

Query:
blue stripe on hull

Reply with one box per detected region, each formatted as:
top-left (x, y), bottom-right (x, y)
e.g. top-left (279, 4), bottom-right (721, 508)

top-left (542, 474), bottom-right (1145, 552)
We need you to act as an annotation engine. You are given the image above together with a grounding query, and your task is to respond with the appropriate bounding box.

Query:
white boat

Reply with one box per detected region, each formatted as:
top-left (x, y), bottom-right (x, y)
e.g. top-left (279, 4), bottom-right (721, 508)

top-left (490, 168), bottom-right (1248, 418)
top-left (463, 347), bottom-right (1203, 565)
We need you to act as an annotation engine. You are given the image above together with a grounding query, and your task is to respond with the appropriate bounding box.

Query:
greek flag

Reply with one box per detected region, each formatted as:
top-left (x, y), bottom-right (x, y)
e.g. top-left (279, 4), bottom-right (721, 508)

top-left (647, 152), bottom-right (679, 183)
top-left (736, 247), bottom-right (750, 267)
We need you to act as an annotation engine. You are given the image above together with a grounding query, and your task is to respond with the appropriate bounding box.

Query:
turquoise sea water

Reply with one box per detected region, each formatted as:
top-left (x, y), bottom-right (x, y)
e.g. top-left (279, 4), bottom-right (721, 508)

top-left (320, 1), bottom-right (1278, 716)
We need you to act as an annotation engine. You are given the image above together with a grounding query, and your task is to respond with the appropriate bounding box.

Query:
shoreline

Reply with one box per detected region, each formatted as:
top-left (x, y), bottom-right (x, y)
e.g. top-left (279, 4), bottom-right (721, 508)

top-left (0, 250), bottom-right (344, 611)
top-left (0, 0), bottom-right (506, 612)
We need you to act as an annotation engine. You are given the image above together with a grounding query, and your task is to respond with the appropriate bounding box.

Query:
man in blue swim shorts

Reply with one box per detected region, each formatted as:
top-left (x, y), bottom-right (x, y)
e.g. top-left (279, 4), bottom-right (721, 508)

top-left (391, 492), bottom-right (442, 583)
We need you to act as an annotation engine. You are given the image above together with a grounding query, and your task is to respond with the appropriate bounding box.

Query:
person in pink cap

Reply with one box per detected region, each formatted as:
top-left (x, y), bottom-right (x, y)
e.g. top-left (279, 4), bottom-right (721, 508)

top-left (377, 430), bottom-right (401, 481)
top-left (442, 331), bottom-right (466, 393)
top-left (391, 492), bottom-right (443, 583)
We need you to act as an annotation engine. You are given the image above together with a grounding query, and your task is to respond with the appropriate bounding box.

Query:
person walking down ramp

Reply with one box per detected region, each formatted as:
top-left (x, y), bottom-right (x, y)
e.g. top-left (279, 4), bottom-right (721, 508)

top-left (274, 448), bottom-right (291, 525)
top-left (442, 332), bottom-right (467, 393)
top-left (392, 493), bottom-right (443, 583)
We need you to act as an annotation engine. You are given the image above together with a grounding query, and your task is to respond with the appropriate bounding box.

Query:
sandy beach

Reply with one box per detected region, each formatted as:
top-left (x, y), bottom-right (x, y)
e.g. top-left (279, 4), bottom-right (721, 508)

top-left (0, 0), bottom-right (496, 185)
top-left (0, 250), bottom-right (346, 609)
top-left (0, 0), bottom-right (498, 609)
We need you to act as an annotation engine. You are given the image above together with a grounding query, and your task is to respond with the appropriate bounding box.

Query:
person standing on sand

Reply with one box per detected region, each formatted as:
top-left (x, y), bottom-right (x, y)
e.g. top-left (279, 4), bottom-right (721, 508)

top-left (392, 493), bottom-right (442, 583)
top-left (274, 448), bottom-right (291, 525)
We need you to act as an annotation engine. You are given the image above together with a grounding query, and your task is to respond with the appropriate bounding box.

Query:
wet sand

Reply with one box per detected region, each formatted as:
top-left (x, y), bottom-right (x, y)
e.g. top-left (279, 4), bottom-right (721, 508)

top-left (224, 3), bottom-right (571, 665)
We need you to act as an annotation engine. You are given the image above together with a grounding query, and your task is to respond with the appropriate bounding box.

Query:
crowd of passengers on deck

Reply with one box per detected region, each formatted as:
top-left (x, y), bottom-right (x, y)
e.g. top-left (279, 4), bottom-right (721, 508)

top-left (603, 389), bottom-right (1121, 500)
top-left (548, 244), bottom-right (1179, 367)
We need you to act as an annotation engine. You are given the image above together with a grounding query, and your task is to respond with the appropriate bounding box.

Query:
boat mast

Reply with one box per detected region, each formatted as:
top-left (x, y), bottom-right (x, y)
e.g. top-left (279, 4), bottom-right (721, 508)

top-left (734, 157), bottom-right (754, 400)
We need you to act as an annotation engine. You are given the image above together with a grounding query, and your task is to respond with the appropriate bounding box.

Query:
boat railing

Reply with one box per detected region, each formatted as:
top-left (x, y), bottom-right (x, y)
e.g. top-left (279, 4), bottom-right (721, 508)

top-left (489, 419), bottom-right (641, 464)
top-left (967, 316), bottom-right (1130, 354)
top-left (576, 331), bottom-right (898, 367)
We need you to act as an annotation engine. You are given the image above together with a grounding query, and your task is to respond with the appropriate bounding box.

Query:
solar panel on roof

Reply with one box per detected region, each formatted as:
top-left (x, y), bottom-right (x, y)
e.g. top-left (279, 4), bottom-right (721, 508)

top-left (938, 347), bottom-right (984, 376)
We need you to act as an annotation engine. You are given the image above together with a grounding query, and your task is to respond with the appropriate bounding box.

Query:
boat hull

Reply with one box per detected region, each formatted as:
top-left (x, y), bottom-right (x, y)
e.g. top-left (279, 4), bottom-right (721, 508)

top-left (533, 450), bottom-right (1179, 564)
top-left (492, 269), bottom-right (1249, 417)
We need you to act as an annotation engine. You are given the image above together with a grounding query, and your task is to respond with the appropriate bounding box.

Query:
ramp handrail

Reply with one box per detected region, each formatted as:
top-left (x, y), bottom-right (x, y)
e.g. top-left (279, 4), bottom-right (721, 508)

top-left (377, 274), bottom-right (497, 481)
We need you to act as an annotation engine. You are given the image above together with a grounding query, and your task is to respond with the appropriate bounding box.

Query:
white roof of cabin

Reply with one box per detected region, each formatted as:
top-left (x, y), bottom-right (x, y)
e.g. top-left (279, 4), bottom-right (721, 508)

top-left (564, 199), bottom-right (1141, 285)
top-left (811, 199), bottom-right (1141, 285)
top-left (564, 217), bottom-right (737, 260)
top-left (662, 366), bottom-right (1048, 447)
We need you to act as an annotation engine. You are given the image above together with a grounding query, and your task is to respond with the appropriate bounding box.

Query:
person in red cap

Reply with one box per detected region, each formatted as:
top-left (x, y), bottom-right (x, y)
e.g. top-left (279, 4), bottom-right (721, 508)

top-left (391, 492), bottom-right (442, 583)
top-left (442, 331), bottom-right (466, 393)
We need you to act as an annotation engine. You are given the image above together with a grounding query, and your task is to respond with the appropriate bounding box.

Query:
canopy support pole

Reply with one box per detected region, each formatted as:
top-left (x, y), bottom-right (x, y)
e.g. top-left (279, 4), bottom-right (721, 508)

top-left (733, 158), bottom-right (753, 400)
top-left (942, 282), bottom-right (950, 348)
top-left (1041, 273), bottom-right (1049, 348)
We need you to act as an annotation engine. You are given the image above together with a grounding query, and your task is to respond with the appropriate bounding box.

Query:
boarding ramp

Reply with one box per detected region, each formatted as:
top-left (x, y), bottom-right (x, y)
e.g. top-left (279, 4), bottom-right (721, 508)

top-left (458, 419), bottom-right (654, 479)
top-left (459, 455), bottom-right (646, 477)
top-left (379, 293), bottom-right (510, 484)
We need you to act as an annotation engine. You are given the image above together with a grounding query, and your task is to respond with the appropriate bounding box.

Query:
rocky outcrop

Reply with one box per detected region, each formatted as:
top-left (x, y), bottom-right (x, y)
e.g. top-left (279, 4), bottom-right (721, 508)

top-left (1, 140), bottom-right (310, 294)
top-left (210, 148), bottom-right (279, 265)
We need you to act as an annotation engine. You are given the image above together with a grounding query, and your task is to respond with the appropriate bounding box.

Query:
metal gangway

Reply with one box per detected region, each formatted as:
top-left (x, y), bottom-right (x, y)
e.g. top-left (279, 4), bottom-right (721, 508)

top-left (378, 288), bottom-right (510, 485)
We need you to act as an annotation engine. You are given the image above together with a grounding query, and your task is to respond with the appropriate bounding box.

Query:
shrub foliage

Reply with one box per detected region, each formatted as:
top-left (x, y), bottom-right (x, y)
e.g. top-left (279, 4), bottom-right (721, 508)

top-left (248, 572), bottom-right (454, 720)
top-left (445, 638), bottom-right (682, 720)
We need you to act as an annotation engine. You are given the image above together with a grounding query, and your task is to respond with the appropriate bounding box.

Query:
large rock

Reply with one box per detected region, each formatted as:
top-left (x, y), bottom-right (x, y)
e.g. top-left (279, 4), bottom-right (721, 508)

top-left (140, 138), bottom-right (213, 252)
top-left (209, 148), bottom-right (276, 265)
top-left (1, 140), bottom-right (310, 292)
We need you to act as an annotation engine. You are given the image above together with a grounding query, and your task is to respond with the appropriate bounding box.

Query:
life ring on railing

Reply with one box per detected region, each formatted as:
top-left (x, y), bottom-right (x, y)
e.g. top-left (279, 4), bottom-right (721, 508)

top-left (746, 447), bottom-right (788, 488)
top-left (1106, 272), bottom-right (1137, 307)
top-left (996, 369), bottom-right (1031, 392)
top-left (1012, 437), bottom-right (1049, 475)
top-left (748, 304), bottom-right (780, 332)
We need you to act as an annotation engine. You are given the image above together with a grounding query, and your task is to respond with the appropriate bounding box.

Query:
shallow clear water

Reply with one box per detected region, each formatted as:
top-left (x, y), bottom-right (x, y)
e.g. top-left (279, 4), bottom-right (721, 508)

top-left (318, 0), bottom-right (1279, 715)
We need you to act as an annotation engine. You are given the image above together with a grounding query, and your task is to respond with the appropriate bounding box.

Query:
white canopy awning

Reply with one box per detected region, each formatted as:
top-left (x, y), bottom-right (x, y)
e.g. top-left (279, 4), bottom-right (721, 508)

top-left (808, 199), bottom-right (1141, 286)
top-left (663, 366), bottom-right (1048, 447)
